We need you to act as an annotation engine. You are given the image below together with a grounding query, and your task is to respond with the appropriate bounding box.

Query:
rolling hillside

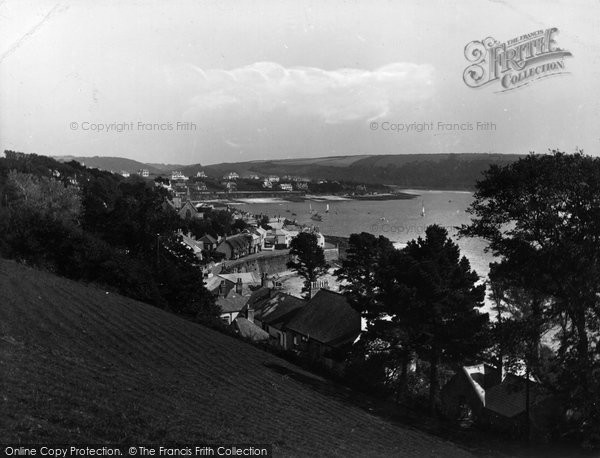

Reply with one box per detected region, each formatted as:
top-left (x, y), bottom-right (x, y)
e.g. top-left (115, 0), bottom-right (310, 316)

top-left (50, 153), bottom-right (524, 190)
top-left (184, 153), bottom-right (524, 189)
top-left (0, 258), bottom-right (474, 456)
top-left (53, 156), bottom-right (180, 175)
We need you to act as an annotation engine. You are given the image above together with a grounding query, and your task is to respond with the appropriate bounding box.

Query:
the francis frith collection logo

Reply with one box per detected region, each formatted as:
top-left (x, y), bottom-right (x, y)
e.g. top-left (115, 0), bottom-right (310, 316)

top-left (463, 28), bottom-right (572, 91)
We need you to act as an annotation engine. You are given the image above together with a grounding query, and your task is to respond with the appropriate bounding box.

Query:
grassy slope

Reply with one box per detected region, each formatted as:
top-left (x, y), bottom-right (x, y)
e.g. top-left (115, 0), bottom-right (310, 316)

top-left (0, 258), bottom-right (473, 457)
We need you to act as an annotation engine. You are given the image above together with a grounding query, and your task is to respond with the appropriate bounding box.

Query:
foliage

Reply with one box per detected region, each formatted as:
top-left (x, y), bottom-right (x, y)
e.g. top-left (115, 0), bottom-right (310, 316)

top-left (287, 232), bottom-right (329, 300)
top-left (460, 150), bottom-right (600, 448)
top-left (0, 151), bottom-right (219, 325)
top-left (369, 225), bottom-right (488, 411)
top-left (335, 232), bottom-right (394, 318)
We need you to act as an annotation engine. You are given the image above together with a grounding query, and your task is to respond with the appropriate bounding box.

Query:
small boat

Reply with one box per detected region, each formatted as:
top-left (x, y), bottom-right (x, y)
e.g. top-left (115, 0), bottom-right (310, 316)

top-left (291, 212), bottom-right (297, 216)
top-left (421, 201), bottom-right (425, 218)
top-left (311, 213), bottom-right (323, 221)
top-left (325, 204), bottom-right (330, 213)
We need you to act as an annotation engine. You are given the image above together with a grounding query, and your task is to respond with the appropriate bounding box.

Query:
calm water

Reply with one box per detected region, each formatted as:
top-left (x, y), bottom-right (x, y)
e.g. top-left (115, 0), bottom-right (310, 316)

top-left (235, 190), bottom-right (494, 281)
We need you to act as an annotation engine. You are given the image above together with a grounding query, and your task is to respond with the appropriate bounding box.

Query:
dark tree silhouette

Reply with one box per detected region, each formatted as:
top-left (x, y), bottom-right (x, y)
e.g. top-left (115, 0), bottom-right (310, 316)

top-left (287, 232), bottom-right (329, 300)
top-left (374, 225), bottom-right (488, 412)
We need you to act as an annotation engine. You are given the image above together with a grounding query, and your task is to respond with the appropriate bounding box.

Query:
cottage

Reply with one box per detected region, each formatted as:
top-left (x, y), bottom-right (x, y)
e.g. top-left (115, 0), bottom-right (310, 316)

top-left (178, 231), bottom-right (203, 261)
top-left (199, 234), bottom-right (218, 251)
top-left (214, 278), bottom-right (254, 324)
top-left (244, 289), bottom-right (305, 347)
top-left (283, 290), bottom-right (361, 363)
top-left (440, 364), bottom-right (559, 440)
top-left (216, 234), bottom-right (253, 260)
top-left (231, 317), bottom-right (269, 342)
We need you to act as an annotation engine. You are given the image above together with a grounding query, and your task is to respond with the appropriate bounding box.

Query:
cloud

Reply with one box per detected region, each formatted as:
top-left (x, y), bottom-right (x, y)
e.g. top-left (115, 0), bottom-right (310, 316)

top-left (184, 61), bottom-right (434, 124)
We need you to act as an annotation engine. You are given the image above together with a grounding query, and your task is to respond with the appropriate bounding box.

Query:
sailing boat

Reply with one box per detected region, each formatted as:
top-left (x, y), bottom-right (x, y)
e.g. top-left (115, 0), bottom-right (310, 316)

top-left (325, 204), bottom-right (330, 213)
top-left (421, 200), bottom-right (425, 218)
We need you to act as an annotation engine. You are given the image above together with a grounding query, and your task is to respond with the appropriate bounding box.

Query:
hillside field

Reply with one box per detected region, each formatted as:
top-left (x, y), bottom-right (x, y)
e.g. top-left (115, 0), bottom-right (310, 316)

top-left (0, 258), bottom-right (474, 457)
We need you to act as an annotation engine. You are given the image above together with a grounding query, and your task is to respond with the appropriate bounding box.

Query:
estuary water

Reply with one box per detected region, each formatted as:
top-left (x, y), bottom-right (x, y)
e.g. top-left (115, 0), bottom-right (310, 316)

top-left (235, 190), bottom-right (494, 282)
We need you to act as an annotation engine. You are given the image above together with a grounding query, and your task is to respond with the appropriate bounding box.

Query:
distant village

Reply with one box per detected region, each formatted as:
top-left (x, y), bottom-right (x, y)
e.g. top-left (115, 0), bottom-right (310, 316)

top-left (133, 167), bottom-right (359, 369)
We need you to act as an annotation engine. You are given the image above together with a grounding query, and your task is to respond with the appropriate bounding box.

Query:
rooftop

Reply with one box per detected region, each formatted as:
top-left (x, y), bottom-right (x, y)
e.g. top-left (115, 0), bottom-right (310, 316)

top-left (285, 289), bottom-right (360, 347)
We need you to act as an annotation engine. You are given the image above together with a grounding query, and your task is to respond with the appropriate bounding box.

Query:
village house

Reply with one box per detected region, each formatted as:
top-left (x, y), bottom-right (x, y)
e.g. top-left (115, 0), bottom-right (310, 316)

top-left (171, 171), bottom-right (189, 181)
top-left (223, 172), bottom-right (239, 180)
top-left (244, 289), bottom-right (305, 347)
top-left (196, 170), bottom-right (207, 178)
top-left (138, 169), bottom-right (149, 177)
top-left (212, 278), bottom-right (253, 325)
top-left (295, 181), bottom-right (309, 190)
top-left (262, 179), bottom-right (272, 189)
top-left (216, 234), bottom-right (253, 260)
top-left (252, 226), bottom-right (267, 244)
top-left (267, 175), bottom-right (280, 182)
top-left (440, 364), bottom-right (559, 440)
top-left (198, 233), bottom-right (218, 251)
top-left (283, 290), bottom-right (361, 366)
top-left (221, 181), bottom-right (237, 192)
top-left (243, 229), bottom-right (262, 254)
top-left (177, 230), bottom-right (203, 261)
top-left (263, 228), bottom-right (294, 250)
top-left (205, 273), bottom-right (262, 325)
top-left (231, 317), bottom-right (270, 342)
top-left (279, 183), bottom-right (293, 191)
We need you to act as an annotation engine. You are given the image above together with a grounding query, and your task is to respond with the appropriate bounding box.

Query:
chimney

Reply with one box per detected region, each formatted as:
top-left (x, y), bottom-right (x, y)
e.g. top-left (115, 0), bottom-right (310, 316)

top-left (236, 277), bottom-right (243, 294)
top-left (218, 280), bottom-right (226, 296)
top-left (247, 306), bottom-right (255, 323)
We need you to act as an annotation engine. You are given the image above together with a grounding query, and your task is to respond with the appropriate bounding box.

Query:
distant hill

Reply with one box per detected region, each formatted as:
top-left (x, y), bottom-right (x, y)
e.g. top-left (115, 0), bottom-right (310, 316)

top-left (0, 257), bottom-right (473, 455)
top-left (53, 156), bottom-right (182, 175)
top-left (185, 153), bottom-right (524, 190)
top-left (52, 153), bottom-right (524, 189)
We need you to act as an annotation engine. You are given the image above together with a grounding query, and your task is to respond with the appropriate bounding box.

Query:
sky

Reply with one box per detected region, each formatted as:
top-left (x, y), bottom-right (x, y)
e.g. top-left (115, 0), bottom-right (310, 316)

top-left (0, 0), bottom-right (599, 165)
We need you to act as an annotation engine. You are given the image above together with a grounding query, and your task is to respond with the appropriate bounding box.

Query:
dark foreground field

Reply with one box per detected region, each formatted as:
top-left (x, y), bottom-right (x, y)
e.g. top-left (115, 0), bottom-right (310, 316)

top-left (0, 258), bottom-right (477, 457)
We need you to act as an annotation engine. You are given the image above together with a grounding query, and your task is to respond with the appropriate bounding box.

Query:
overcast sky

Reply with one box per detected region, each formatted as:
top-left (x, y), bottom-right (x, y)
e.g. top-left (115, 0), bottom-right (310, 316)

top-left (0, 0), bottom-right (598, 165)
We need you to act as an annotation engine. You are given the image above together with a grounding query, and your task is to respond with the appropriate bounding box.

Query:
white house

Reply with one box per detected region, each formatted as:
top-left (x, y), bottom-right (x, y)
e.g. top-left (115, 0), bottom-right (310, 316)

top-left (223, 172), bottom-right (239, 180)
top-left (171, 171), bottom-right (189, 181)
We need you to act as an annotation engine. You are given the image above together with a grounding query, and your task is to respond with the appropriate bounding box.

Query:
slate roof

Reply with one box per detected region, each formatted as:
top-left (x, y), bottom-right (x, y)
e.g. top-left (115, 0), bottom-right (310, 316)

top-left (220, 234), bottom-right (252, 252)
top-left (217, 272), bottom-right (262, 285)
top-left (199, 234), bottom-right (218, 244)
top-left (248, 290), bottom-right (305, 329)
top-left (232, 317), bottom-right (269, 341)
top-left (284, 289), bottom-right (360, 347)
top-left (485, 374), bottom-right (545, 418)
top-left (216, 285), bottom-right (253, 313)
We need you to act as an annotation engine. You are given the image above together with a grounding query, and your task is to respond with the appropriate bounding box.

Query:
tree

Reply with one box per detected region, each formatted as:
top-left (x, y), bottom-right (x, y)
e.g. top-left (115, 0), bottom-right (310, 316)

top-left (460, 151), bottom-right (600, 447)
top-left (335, 232), bottom-right (394, 318)
top-left (374, 225), bottom-right (488, 412)
top-left (287, 232), bottom-right (329, 300)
